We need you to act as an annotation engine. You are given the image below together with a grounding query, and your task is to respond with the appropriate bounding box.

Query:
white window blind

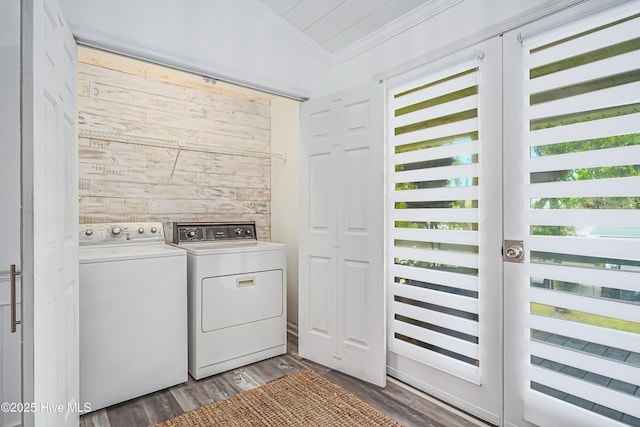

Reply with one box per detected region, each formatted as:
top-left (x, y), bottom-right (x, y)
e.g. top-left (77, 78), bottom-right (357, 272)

top-left (387, 59), bottom-right (483, 383)
top-left (523, 6), bottom-right (640, 425)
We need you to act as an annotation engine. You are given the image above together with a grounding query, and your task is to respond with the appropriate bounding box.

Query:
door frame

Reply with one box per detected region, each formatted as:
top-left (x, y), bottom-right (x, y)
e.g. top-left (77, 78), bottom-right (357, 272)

top-left (383, 1), bottom-right (633, 426)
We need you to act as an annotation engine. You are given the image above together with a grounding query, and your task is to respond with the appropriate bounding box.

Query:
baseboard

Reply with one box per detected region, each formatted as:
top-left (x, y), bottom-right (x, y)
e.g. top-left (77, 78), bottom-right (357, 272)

top-left (386, 376), bottom-right (494, 427)
top-left (286, 321), bottom-right (298, 337)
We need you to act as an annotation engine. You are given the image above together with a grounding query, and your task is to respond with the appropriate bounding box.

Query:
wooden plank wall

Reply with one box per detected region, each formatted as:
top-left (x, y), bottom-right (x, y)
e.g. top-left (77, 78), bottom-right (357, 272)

top-left (77, 47), bottom-right (274, 238)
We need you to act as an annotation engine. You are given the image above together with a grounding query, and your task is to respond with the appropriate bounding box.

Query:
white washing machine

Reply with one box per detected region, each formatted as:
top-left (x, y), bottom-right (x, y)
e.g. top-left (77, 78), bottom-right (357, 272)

top-left (172, 222), bottom-right (286, 380)
top-left (79, 222), bottom-right (187, 411)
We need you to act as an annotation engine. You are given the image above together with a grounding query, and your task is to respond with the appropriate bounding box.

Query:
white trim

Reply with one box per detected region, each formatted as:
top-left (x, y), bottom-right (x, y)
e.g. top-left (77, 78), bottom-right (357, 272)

top-left (332, 0), bottom-right (464, 65)
top-left (387, 364), bottom-right (499, 424)
top-left (386, 375), bottom-right (490, 427)
top-left (286, 321), bottom-right (298, 337)
top-left (69, 24), bottom-right (311, 101)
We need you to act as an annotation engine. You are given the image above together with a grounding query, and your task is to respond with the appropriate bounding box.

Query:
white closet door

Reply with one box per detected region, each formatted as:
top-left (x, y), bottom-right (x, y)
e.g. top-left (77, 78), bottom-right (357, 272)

top-left (299, 82), bottom-right (386, 386)
top-left (21, 0), bottom-right (80, 425)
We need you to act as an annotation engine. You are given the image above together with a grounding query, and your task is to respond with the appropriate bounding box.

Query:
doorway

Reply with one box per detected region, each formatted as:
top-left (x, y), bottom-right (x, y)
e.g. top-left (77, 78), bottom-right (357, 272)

top-left (386, 3), bottom-right (640, 426)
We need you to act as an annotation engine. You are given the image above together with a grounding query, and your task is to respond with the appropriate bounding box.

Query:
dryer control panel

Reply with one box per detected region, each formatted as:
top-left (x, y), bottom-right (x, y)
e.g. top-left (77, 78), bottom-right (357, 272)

top-left (173, 222), bottom-right (256, 244)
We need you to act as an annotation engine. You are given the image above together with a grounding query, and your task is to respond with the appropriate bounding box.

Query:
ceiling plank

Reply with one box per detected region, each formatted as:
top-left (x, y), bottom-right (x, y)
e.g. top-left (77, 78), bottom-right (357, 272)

top-left (322, 0), bottom-right (430, 52)
top-left (260, 0), bottom-right (301, 16)
top-left (284, 0), bottom-right (346, 31)
top-left (304, 0), bottom-right (391, 46)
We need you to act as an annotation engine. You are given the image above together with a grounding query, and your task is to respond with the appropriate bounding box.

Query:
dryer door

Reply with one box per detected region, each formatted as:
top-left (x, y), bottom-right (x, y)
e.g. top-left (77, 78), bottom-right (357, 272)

top-left (202, 269), bottom-right (284, 332)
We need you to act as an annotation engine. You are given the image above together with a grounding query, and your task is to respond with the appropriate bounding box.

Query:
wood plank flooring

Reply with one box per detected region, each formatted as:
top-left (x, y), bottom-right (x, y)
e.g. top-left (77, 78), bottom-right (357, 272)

top-left (80, 333), bottom-right (485, 427)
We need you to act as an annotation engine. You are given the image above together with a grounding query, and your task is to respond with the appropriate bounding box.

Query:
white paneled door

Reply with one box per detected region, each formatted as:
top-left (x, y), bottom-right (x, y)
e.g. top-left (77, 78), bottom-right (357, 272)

top-left (21, 0), bottom-right (79, 425)
top-left (299, 82), bottom-right (386, 386)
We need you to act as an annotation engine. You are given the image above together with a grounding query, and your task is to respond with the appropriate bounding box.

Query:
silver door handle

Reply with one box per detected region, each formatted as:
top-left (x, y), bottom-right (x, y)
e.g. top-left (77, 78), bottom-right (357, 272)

top-left (10, 264), bottom-right (21, 333)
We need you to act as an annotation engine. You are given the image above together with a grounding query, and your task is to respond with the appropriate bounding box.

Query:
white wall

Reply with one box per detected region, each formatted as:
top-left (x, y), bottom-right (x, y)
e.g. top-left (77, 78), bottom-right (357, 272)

top-left (270, 98), bottom-right (300, 325)
top-left (58, 0), bottom-right (331, 99)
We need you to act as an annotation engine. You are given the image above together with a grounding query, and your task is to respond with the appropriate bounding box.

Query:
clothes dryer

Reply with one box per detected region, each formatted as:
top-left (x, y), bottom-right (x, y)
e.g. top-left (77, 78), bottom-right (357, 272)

top-left (172, 222), bottom-right (286, 380)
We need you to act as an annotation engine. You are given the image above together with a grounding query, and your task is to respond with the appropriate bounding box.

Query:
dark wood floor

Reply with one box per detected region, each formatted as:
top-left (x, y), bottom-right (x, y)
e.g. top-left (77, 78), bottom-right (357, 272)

top-left (79, 333), bottom-right (484, 427)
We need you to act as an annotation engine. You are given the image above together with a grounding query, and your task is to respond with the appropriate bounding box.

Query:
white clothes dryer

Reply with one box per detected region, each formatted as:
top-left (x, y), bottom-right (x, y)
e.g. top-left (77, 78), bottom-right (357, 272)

top-left (172, 222), bottom-right (286, 380)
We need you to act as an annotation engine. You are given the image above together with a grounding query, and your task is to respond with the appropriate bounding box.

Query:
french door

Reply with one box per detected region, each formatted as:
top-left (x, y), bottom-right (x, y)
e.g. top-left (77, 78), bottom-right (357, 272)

top-left (387, 2), bottom-right (640, 425)
top-left (504, 2), bottom-right (640, 426)
top-left (386, 37), bottom-right (503, 424)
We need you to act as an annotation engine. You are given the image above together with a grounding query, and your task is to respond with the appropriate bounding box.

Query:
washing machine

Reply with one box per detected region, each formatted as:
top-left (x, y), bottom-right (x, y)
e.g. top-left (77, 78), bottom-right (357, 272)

top-left (172, 222), bottom-right (286, 380)
top-left (79, 222), bottom-right (187, 411)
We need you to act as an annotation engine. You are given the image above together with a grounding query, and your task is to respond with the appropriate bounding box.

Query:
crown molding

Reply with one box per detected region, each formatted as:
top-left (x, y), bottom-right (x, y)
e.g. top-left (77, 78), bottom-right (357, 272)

top-left (332, 0), bottom-right (464, 65)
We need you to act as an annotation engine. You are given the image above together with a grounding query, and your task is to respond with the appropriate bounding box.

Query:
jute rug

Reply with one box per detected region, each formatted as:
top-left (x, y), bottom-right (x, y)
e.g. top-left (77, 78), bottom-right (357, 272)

top-left (153, 370), bottom-right (403, 426)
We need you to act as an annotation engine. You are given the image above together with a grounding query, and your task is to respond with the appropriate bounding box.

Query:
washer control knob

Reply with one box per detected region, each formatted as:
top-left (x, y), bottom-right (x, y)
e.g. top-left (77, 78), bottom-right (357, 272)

top-left (186, 230), bottom-right (196, 238)
top-left (85, 228), bottom-right (93, 236)
top-left (246, 229), bottom-right (251, 235)
top-left (234, 228), bottom-right (242, 235)
top-left (151, 227), bottom-right (158, 234)
top-left (138, 227), bottom-right (145, 234)
top-left (111, 226), bottom-right (122, 236)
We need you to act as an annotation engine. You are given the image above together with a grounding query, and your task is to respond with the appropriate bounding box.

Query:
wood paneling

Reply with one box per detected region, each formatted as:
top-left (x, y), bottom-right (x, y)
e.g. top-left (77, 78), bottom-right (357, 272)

top-left (78, 47), bottom-right (274, 238)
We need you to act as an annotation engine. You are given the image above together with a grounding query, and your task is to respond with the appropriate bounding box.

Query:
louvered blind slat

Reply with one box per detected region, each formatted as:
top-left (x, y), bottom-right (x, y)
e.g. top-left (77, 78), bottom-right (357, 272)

top-left (391, 207), bottom-right (478, 223)
top-left (530, 341), bottom-right (638, 386)
top-left (525, 208), bottom-right (640, 227)
top-left (390, 264), bottom-right (479, 292)
top-left (528, 114), bottom-right (640, 147)
top-left (530, 287), bottom-right (640, 323)
top-left (392, 298), bottom-right (479, 333)
top-left (529, 263), bottom-right (639, 293)
top-left (529, 365), bottom-right (640, 419)
top-left (392, 118), bottom-right (479, 147)
top-left (530, 315), bottom-right (640, 354)
top-left (528, 235), bottom-right (640, 260)
top-left (393, 228), bottom-right (478, 245)
top-left (529, 145), bottom-right (640, 172)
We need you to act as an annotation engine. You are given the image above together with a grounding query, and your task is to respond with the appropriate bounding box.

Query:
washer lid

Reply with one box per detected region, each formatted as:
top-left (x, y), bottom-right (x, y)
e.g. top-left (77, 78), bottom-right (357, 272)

top-left (174, 240), bottom-right (285, 256)
top-left (79, 243), bottom-right (185, 263)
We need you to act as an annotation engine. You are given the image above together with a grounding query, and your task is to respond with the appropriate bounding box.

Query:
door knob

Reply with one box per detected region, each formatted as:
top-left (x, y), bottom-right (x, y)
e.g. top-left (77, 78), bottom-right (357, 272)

top-left (503, 240), bottom-right (524, 263)
top-left (505, 246), bottom-right (522, 258)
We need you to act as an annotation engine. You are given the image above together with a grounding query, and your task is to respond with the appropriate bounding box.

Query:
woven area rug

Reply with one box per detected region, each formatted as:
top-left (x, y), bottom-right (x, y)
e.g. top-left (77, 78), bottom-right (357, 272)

top-left (153, 370), bottom-right (403, 426)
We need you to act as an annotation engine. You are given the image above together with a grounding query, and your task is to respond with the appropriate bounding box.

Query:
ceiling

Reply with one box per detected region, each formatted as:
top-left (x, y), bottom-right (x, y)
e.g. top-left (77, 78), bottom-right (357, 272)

top-left (259, 0), bottom-right (433, 53)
